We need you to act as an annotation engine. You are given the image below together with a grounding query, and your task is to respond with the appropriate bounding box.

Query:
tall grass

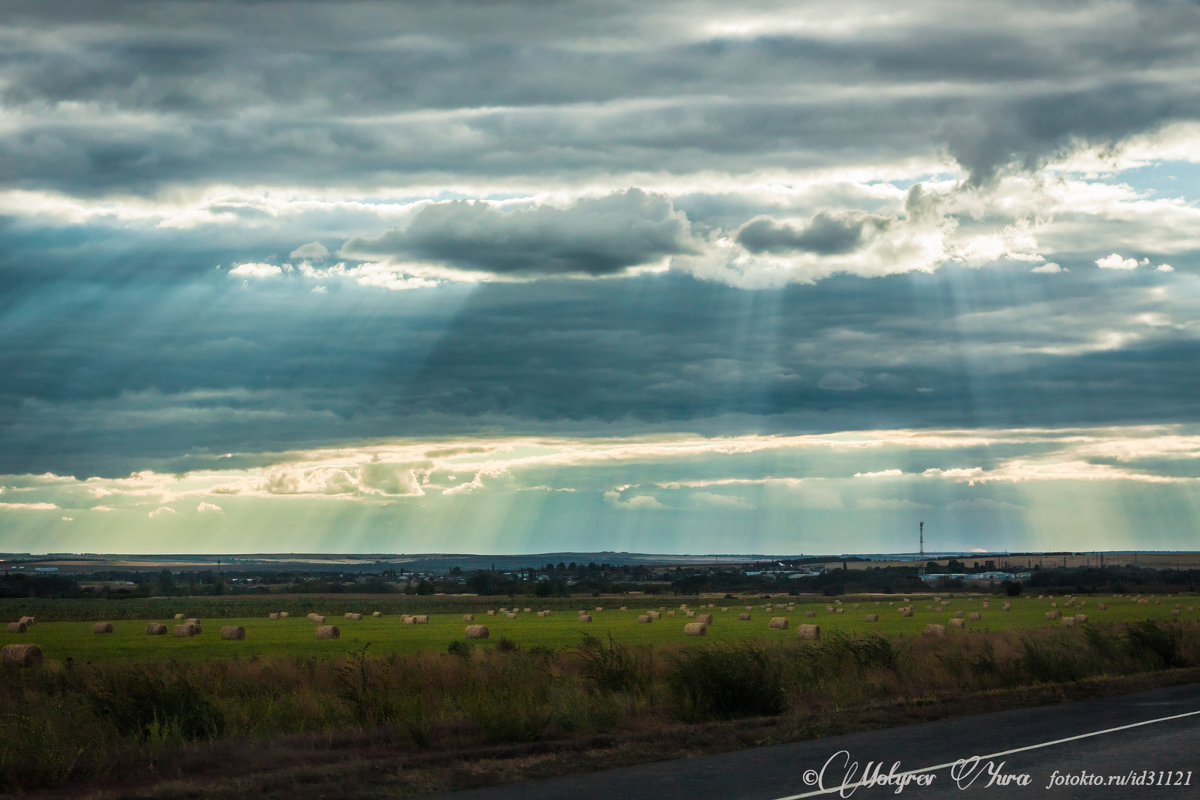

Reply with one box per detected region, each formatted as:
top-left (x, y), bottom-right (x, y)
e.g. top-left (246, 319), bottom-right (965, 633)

top-left (0, 621), bottom-right (1196, 793)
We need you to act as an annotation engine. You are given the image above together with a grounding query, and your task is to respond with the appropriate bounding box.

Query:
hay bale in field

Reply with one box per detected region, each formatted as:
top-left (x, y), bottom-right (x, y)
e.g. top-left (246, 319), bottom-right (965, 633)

top-left (221, 625), bottom-right (246, 640)
top-left (308, 614), bottom-right (325, 623)
top-left (834, 608), bottom-right (844, 615)
top-left (948, 618), bottom-right (965, 630)
top-left (1002, 603), bottom-right (1011, 611)
top-left (401, 615), bottom-right (414, 624)
top-left (537, 610), bottom-right (552, 617)
top-left (279, 612), bottom-right (289, 619)
top-left (686, 610), bottom-right (695, 617)
top-left (745, 605), bottom-right (753, 612)
top-left (523, 608), bottom-right (532, 613)
top-left (1097, 603), bottom-right (1107, 610)
top-left (865, 614), bottom-right (879, 622)
top-left (145, 623), bottom-right (167, 635)
top-left (413, 615), bottom-right (429, 624)
top-left (372, 611), bottom-right (382, 617)
top-left (463, 614), bottom-right (475, 622)
top-left (982, 602), bottom-right (990, 609)
top-left (925, 624), bottom-right (946, 636)
top-left (768, 616), bottom-right (789, 630)
top-left (968, 612), bottom-right (982, 621)
top-left (648, 611), bottom-right (661, 620)
top-left (2, 643), bottom-right (42, 667)
top-left (683, 622), bottom-right (707, 636)
top-left (186, 618), bottom-right (200, 626)
top-left (579, 614), bottom-right (592, 623)
top-left (268, 612), bottom-right (280, 620)
top-left (505, 612), bottom-right (518, 620)
top-left (1050, 602), bottom-right (1057, 607)
top-left (697, 613), bottom-right (714, 625)
top-left (721, 607), bottom-right (728, 613)
top-left (174, 613), bottom-right (185, 620)
top-left (344, 613), bottom-right (363, 620)
top-left (7, 622), bottom-right (26, 634)
top-left (173, 624), bottom-right (196, 637)
top-left (595, 606), bottom-right (604, 612)
top-left (465, 624), bottom-right (490, 639)
top-left (900, 607), bottom-right (914, 617)
top-left (952, 610), bottom-right (965, 619)
top-left (18, 616), bottom-right (35, 626)
top-left (1045, 610), bottom-right (1061, 619)
top-left (825, 606), bottom-right (834, 613)
top-left (486, 610), bottom-right (495, 616)
top-left (315, 625), bottom-right (340, 639)
top-left (796, 624), bottom-right (820, 641)
top-left (638, 614), bottom-right (652, 623)
top-left (93, 622), bottom-right (113, 634)
top-left (1061, 617), bottom-right (1075, 627)
top-left (738, 613), bottom-right (751, 621)
top-left (1074, 614), bottom-right (1088, 623)
top-left (619, 606), bottom-right (627, 611)
top-left (667, 610), bottom-right (677, 617)
top-left (804, 610), bottom-right (817, 618)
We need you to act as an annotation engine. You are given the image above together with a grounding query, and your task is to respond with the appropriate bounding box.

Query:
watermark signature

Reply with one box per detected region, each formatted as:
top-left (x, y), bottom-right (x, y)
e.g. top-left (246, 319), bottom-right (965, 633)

top-left (797, 750), bottom-right (1193, 796)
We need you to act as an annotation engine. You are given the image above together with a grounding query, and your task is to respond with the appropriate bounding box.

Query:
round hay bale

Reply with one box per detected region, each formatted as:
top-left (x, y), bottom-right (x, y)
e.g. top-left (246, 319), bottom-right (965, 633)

top-left (268, 612), bottom-right (280, 620)
top-left (174, 613), bottom-right (185, 620)
top-left (1045, 610), bottom-right (1061, 619)
top-left (686, 610), bottom-right (696, 617)
top-left (505, 612), bottom-right (518, 620)
top-left (6, 622), bottom-right (26, 634)
top-left (279, 612), bottom-right (289, 619)
top-left (834, 608), bottom-right (844, 615)
top-left (638, 614), bottom-right (652, 623)
top-left (796, 624), bottom-right (820, 641)
top-left (173, 624), bottom-right (196, 637)
top-left (579, 614), bottom-right (593, 623)
top-left (953, 610), bottom-right (964, 618)
top-left (93, 622), bottom-right (114, 634)
top-left (220, 625), bottom-right (246, 640)
top-left (825, 606), bottom-right (834, 613)
top-left (968, 612), bottom-right (982, 621)
top-left (595, 606), bottom-right (604, 612)
top-left (145, 622), bottom-right (167, 635)
top-left (344, 612), bottom-right (363, 620)
top-left (307, 613), bottom-right (325, 623)
top-left (1002, 602), bottom-right (1011, 611)
top-left (18, 616), bottom-right (35, 626)
top-left (185, 618), bottom-right (200, 626)
top-left (465, 624), bottom-right (490, 639)
top-left (768, 616), bottom-right (789, 630)
top-left (414, 615), bottom-right (429, 624)
top-left (1061, 616), bottom-right (1076, 627)
top-left (1074, 614), bottom-right (1088, 623)
top-left (696, 613), bottom-right (713, 625)
top-left (648, 611), bottom-right (661, 620)
top-left (1097, 603), bottom-right (1106, 610)
top-left (738, 613), bottom-right (752, 621)
top-left (864, 614), bottom-right (879, 622)
top-left (372, 611), bottom-right (382, 617)
top-left (1, 643), bottom-right (42, 667)
top-left (486, 610), bottom-right (495, 616)
top-left (537, 610), bottom-right (551, 617)
top-left (745, 605), bottom-right (753, 612)
top-left (925, 624), bottom-right (946, 636)
top-left (667, 610), bottom-right (677, 617)
top-left (948, 618), bottom-right (965, 629)
top-left (463, 613), bottom-right (475, 622)
top-left (804, 610), bottom-right (817, 618)
top-left (315, 625), bottom-right (340, 639)
top-left (523, 608), bottom-right (532, 613)
top-left (900, 607), bottom-right (914, 617)
top-left (683, 622), bottom-right (708, 636)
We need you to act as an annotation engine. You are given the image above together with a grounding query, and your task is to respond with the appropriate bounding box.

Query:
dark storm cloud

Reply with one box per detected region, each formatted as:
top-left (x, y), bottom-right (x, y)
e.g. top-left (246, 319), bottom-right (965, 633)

top-left (2, 1), bottom-right (1197, 192)
top-left (736, 212), bottom-right (892, 255)
top-left (3, 261), bottom-right (1198, 477)
top-left (343, 190), bottom-right (696, 275)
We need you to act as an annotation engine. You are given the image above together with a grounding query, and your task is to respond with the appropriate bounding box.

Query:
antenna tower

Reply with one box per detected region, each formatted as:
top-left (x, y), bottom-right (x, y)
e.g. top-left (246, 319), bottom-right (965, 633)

top-left (919, 521), bottom-right (924, 558)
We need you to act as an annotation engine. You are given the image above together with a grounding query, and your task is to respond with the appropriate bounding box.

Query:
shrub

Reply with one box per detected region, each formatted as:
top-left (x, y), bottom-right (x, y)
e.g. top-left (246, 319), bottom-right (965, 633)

top-left (667, 643), bottom-right (787, 722)
top-left (575, 634), bottom-right (649, 695)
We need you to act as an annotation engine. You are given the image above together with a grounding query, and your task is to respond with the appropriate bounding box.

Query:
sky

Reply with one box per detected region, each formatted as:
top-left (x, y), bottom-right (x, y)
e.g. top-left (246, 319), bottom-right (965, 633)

top-left (3, 0), bottom-right (1200, 556)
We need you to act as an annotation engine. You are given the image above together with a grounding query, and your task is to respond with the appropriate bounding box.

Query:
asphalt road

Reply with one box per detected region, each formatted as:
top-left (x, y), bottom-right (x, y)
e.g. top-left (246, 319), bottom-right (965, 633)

top-left (431, 683), bottom-right (1200, 800)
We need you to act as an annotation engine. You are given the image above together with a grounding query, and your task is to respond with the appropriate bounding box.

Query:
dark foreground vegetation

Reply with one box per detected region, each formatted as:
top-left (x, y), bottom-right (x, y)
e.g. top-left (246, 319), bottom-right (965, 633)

top-left (2, 620), bottom-right (1198, 797)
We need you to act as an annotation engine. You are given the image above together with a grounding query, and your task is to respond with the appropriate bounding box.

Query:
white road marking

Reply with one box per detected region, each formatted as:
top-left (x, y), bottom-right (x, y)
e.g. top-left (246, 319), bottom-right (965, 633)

top-left (771, 708), bottom-right (1200, 799)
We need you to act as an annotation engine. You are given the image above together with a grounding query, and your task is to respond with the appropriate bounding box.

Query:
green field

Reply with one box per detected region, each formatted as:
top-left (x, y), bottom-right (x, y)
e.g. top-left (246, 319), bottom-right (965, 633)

top-left (5, 593), bottom-right (1195, 664)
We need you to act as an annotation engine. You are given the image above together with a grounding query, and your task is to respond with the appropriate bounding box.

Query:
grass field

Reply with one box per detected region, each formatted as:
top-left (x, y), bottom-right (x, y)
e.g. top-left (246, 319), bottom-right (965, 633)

top-left (4, 593), bottom-right (1195, 664)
